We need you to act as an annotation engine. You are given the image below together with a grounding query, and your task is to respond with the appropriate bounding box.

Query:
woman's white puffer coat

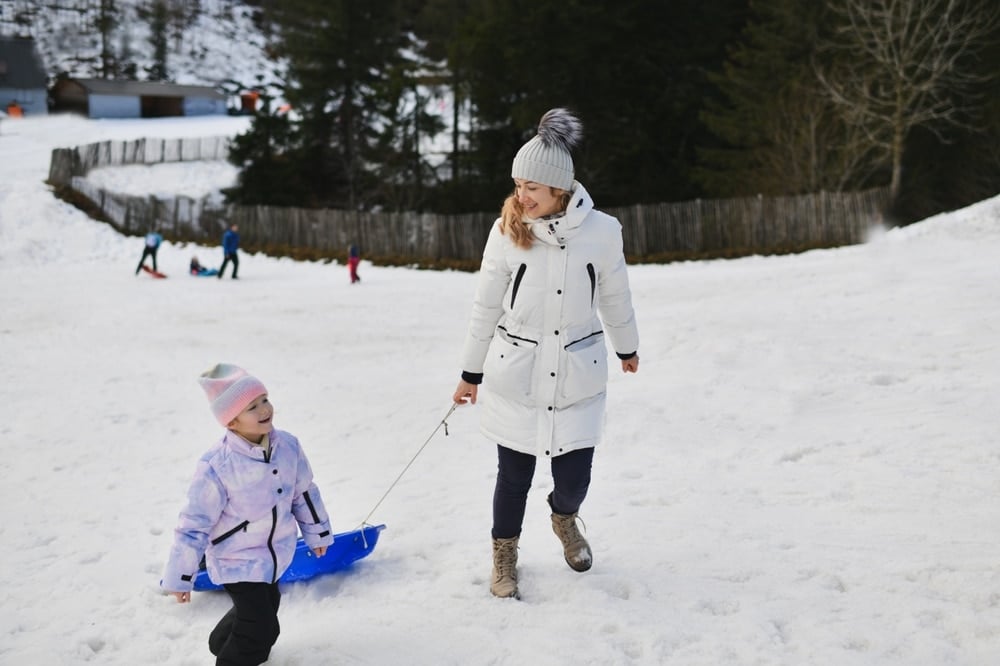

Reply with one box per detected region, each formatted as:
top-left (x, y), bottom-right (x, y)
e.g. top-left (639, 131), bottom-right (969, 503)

top-left (460, 182), bottom-right (639, 458)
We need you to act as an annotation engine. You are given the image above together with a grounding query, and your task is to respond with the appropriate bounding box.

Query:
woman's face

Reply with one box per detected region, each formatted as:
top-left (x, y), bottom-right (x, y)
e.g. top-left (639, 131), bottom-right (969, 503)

top-left (514, 179), bottom-right (564, 218)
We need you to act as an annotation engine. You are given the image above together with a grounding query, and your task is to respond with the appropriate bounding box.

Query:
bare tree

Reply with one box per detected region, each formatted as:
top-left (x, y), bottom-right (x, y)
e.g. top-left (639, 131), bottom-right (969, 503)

top-left (817, 0), bottom-right (1000, 201)
top-left (752, 81), bottom-right (888, 195)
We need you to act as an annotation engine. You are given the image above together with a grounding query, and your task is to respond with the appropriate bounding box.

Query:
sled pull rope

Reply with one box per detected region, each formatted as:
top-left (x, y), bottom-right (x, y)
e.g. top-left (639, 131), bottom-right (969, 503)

top-left (359, 403), bottom-right (458, 531)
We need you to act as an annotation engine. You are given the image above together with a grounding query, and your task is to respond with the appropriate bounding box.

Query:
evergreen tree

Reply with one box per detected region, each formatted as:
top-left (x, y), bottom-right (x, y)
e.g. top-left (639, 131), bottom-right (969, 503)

top-left (448, 0), bottom-right (748, 209)
top-left (409, 0), bottom-right (477, 208)
top-left (251, 0), bottom-right (433, 210)
top-left (368, 62), bottom-right (448, 211)
top-left (96, 0), bottom-right (118, 79)
top-left (142, 0), bottom-right (170, 81)
top-left (118, 22), bottom-right (138, 80)
top-left (696, 0), bottom-right (873, 197)
top-left (225, 88), bottom-right (310, 207)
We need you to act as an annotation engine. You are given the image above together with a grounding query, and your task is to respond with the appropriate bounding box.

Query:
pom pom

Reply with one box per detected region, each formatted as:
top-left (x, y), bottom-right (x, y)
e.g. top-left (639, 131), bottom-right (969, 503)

top-left (536, 108), bottom-right (583, 154)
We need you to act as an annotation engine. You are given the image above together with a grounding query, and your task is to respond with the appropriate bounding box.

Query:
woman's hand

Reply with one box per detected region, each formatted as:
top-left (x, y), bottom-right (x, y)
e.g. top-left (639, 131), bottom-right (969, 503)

top-left (453, 380), bottom-right (478, 405)
top-left (312, 546), bottom-right (327, 557)
top-left (621, 355), bottom-right (639, 373)
top-left (171, 591), bottom-right (191, 603)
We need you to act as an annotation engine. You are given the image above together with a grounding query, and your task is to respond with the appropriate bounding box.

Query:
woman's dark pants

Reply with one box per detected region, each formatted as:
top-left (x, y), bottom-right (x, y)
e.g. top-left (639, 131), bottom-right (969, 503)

top-left (492, 444), bottom-right (594, 539)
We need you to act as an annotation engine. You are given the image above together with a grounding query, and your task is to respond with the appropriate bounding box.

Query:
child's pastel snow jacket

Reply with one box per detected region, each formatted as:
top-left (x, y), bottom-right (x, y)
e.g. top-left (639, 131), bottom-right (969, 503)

top-left (162, 429), bottom-right (333, 592)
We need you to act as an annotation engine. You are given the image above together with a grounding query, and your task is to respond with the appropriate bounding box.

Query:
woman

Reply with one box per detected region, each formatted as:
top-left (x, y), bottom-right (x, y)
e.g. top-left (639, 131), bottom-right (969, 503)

top-left (453, 108), bottom-right (640, 599)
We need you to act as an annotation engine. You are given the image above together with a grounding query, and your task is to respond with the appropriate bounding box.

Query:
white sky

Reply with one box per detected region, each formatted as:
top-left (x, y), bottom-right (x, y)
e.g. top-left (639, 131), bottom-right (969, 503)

top-left (1, 114), bottom-right (998, 665)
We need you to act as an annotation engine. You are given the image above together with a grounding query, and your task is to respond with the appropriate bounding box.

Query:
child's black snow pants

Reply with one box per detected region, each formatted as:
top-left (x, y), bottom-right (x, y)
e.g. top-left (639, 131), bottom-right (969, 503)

top-left (210, 581), bottom-right (281, 666)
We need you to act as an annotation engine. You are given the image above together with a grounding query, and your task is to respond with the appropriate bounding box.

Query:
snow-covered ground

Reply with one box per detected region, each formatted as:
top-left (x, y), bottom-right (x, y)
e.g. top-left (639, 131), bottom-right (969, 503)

top-left (84, 160), bottom-right (240, 201)
top-left (1, 113), bottom-right (998, 665)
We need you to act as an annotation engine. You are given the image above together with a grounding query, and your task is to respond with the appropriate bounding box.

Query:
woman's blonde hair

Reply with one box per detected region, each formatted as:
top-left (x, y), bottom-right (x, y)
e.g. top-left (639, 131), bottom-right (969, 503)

top-left (498, 188), bottom-right (571, 250)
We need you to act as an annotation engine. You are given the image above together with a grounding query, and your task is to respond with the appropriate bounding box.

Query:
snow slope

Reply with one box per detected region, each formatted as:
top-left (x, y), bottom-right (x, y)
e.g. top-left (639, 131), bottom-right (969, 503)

top-left (18, 0), bottom-right (275, 88)
top-left (0, 113), bottom-right (998, 665)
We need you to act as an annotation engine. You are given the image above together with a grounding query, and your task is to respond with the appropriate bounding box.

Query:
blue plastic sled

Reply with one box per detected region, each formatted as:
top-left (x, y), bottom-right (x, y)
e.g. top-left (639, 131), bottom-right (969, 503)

top-left (193, 524), bottom-right (385, 591)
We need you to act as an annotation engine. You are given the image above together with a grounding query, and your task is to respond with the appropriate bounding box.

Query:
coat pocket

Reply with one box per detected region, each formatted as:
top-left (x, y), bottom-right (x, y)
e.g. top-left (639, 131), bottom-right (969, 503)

top-left (484, 327), bottom-right (537, 402)
top-left (559, 332), bottom-right (608, 405)
top-left (210, 520), bottom-right (249, 546)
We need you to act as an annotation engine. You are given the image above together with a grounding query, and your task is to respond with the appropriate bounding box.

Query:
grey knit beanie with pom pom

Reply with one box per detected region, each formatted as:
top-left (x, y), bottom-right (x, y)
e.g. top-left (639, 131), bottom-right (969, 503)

top-left (511, 108), bottom-right (583, 191)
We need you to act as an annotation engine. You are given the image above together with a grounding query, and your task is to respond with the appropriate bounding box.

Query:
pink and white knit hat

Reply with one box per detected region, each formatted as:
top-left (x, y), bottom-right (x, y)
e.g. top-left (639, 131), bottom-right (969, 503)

top-left (198, 363), bottom-right (268, 426)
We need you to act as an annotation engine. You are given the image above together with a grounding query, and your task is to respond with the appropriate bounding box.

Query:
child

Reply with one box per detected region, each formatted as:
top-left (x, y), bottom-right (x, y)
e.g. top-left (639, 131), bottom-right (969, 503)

top-left (161, 363), bottom-right (334, 665)
top-left (190, 255), bottom-right (219, 277)
top-left (347, 243), bottom-right (361, 283)
top-left (135, 231), bottom-right (162, 275)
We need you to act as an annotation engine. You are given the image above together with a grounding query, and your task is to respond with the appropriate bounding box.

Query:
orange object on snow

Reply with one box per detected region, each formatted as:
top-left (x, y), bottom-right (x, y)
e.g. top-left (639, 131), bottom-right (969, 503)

top-left (240, 91), bottom-right (259, 113)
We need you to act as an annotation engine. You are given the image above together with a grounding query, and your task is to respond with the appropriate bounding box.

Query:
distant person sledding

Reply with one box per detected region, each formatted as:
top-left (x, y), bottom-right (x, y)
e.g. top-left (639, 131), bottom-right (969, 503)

top-left (136, 231), bottom-right (166, 278)
top-left (190, 256), bottom-right (219, 277)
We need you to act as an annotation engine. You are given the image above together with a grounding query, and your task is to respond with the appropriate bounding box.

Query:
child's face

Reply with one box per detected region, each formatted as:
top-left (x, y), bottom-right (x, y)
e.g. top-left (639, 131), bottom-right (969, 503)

top-left (228, 394), bottom-right (274, 443)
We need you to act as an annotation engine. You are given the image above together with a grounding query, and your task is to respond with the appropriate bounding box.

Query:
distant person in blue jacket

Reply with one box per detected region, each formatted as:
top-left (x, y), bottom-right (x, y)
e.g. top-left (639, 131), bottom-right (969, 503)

top-left (135, 231), bottom-right (162, 275)
top-left (218, 223), bottom-right (240, 279)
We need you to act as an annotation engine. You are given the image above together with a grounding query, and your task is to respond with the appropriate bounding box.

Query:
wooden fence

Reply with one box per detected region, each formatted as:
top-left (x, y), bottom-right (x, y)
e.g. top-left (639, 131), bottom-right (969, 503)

top-left (48, 136), bottom-right (231, 185)
top-left (48, 137), bottom-right (890, 267)
top-left (606, 189), bottom-right (889, 260)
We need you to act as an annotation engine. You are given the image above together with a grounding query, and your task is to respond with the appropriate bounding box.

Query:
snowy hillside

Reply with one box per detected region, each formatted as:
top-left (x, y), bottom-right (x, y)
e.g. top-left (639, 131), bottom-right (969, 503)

top-left (1, 113), bottom-right (999, 665)
top-left (4, 0), bottom-right (276, 87)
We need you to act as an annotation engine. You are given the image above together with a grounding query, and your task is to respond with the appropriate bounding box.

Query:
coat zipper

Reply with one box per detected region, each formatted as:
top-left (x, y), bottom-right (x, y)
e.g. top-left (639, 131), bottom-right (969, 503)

top-left (211, 520), bottom-right (249, 545)
top-left (267, 506), bottom-right (278, 584)
top-left (510, 263), bottom-right (527, 309)
top-left (303, 491), bottom-right (331, 538)
top-left (497, 325), bottom-right (538, 346)
top-left (587, 263), bottom-right (596, 306)
top-left (564, 330), bottom-right (604, 350)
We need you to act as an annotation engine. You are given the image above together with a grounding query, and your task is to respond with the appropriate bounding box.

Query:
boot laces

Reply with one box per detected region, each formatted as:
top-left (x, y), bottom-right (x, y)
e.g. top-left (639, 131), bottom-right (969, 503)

top-left (553, 513), bottom-right (587, 547)
top-left (494, 539), bottom-right (518, 579)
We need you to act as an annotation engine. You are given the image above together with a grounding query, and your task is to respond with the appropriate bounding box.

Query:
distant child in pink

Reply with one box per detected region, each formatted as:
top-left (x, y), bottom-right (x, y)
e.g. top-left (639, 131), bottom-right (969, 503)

top-left (348, 243), bottom-right (361, 283)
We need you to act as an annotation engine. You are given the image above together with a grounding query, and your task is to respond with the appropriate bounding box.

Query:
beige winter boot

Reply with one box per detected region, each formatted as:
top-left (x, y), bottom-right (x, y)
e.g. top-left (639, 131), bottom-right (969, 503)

top-left (490, 536), bottom-right (519, 598)
top-left (549, 498), bottom-right (593, 572)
